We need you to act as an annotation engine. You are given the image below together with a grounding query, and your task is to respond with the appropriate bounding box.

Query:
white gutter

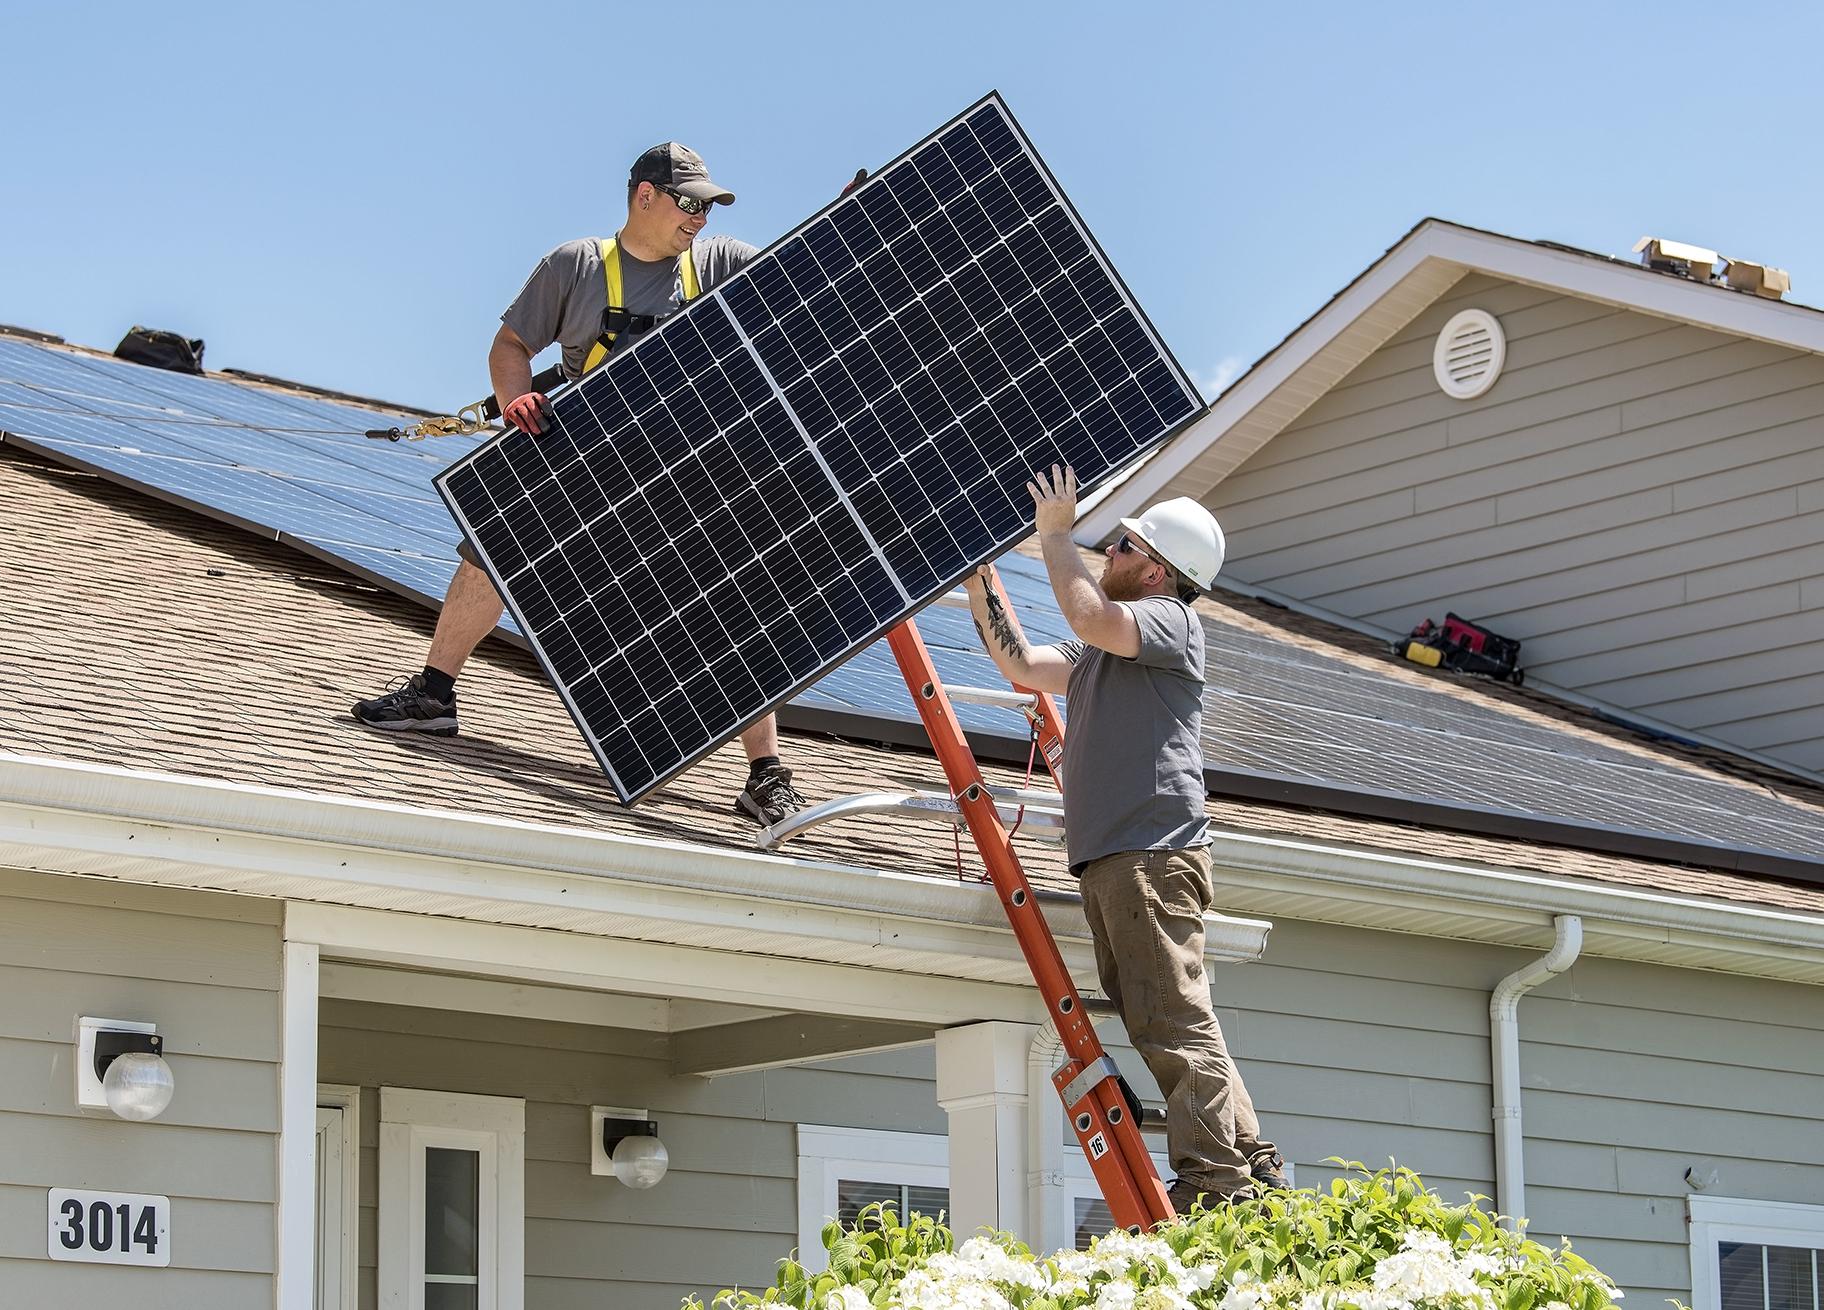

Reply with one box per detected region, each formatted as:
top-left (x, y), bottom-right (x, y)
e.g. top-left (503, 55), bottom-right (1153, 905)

top-left (0, 752), bottom-right (1270, 980)
top-left (1490, 914), bottom-right (1582, 1227)
top-left (1199, 825), bottom-right (1824, 985)
top-left (1026, 1023), bottom-right (1068, 1250)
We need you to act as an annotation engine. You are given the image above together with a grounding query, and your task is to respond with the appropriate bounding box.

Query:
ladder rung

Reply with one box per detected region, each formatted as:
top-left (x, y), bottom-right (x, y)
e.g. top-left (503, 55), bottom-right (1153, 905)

top-left (949, 684), bottom-right (1038, 709)
top-left (933, 589), bottom-right (972, 609)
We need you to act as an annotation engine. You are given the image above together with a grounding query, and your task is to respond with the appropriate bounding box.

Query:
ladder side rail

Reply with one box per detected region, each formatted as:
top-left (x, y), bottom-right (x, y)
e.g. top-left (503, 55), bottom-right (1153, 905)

top-left (884, 618), bottom-right (1172, 1229)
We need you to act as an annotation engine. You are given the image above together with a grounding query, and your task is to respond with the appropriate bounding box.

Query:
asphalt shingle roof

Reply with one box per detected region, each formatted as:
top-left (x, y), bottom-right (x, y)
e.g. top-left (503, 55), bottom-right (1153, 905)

top-left (5, 441), bottom-right (1821, 917)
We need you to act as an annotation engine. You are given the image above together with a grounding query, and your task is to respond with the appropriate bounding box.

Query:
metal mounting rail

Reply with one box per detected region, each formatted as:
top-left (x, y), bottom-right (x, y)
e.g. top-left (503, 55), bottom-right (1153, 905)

top-left (755, 787), bottom-right (1065, 851)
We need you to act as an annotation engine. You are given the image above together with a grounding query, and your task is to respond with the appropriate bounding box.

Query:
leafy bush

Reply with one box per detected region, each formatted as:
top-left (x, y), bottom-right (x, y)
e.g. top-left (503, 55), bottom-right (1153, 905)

top-left (687, 1163), bottom-right (1626, 1310)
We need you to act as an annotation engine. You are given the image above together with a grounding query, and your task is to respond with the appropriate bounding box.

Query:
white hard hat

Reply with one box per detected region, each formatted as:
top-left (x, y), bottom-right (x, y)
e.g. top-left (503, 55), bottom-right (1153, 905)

top-left (1119, 497), bottom-right (1226, 592)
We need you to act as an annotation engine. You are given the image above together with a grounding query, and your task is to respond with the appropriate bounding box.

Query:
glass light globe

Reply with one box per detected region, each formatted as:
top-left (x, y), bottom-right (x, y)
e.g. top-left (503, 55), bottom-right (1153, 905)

top-left (102, 1052), bottom-right (176, 1121)
top-left (610, 1134), bottom-right (669, 1189)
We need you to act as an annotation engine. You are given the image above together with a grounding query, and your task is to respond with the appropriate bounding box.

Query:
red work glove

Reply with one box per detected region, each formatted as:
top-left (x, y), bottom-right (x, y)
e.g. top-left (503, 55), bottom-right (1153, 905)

top-left (841, 168), bottom-right (868, 196)
top-left (503, 391), bottom-right (551, 435)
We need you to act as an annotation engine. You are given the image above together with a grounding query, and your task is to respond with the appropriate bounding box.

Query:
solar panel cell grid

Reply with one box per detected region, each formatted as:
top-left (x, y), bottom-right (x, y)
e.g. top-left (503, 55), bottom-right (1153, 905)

top-left (436, 94), bottom-right (1200, 801)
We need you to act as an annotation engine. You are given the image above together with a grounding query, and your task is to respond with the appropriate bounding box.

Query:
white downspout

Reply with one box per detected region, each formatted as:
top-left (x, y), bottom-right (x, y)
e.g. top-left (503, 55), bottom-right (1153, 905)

top-left (1027, 1023), bottom-right (1068, 1251)
top-left (1490, 914), bottom-right (1582, 1228)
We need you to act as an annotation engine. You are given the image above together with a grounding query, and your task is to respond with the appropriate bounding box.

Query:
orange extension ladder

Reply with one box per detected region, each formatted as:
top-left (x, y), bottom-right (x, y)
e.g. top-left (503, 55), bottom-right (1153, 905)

top-left (759, 565), bottom-right (1173, 1230)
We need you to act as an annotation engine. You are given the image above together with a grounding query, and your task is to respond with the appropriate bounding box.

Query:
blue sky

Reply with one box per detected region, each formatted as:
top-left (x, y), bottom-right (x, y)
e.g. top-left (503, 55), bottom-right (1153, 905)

top-left (5, 1), bottom-right (1819, 413)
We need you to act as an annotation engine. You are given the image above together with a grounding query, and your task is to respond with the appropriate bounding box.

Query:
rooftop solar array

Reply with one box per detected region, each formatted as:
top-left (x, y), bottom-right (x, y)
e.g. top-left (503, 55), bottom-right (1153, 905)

top-left (435, 94), bottom-right (1202, 802)
top-left (0, 335), bottom-right (491, 616)
top-left (820, 553), bottom-right (1824, 875)
top-left (2, 99), bottom-right (1820, 882)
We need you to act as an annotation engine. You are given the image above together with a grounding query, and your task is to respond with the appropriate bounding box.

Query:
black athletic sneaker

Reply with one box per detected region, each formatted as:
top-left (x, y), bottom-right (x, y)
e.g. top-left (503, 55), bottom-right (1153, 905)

top-left (733, 763), bottom-right (807, 827)
top-left (352, 674), bottom-right (458, 736)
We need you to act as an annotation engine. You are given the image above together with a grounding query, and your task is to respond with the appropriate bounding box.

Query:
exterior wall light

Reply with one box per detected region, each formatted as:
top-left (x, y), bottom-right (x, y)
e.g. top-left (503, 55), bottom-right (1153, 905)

top-left (590, 1105), bottom-right (669, 1188)
top-left (76, 1017), bottom-right (176, 1122)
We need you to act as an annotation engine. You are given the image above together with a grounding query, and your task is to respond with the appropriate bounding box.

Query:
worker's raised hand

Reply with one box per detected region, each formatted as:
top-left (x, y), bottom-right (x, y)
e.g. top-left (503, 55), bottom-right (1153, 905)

top-left (1027, 464), bottom-right (1078, 537)
top-left (503, 391), bottom-right (552, 436)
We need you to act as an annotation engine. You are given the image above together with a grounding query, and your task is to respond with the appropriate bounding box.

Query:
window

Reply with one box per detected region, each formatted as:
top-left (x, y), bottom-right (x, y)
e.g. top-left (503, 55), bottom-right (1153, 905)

top-left (797, 1125), bottom-right (950, 1273)
top-left (1691, 1197), bottom-right (1824, 1310)
top-left (1063, 1149), bottom-right (1170, 1251)
top-left (379, 1089), bottom-right (525, 1310)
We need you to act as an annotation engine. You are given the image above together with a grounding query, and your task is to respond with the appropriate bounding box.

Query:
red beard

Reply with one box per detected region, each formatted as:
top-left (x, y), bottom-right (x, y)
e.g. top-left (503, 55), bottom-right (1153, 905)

top-left (1101, 562), bottom-right (1148, 603)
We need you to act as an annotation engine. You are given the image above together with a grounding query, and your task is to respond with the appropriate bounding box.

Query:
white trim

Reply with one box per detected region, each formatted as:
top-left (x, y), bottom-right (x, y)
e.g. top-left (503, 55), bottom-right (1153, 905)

top-left (292, 900), bottom-right (1050, 1026)
top-left (1688, 1195), bottom-right (1824, 1310)
top-left (1079, 218), bottom-right (1824, 541)
top-left (278, 941), bottom-right (320, 1310)
top-left (316, 1084), bottom-right (362, 1310)
top-left (379, 1088), bottom-right (525, 1310)
top-left (6, 750), bottom-right (1820, 986)
top-left (315, 1107), bottom-right (346, 1310)
top-left (796, 1124), bottom-right (949, 1273)
top-left (0, 752), bottom-right (1270, 992)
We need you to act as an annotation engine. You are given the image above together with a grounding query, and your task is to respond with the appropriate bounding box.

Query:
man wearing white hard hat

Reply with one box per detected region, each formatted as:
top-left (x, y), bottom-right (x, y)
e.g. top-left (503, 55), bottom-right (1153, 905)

top-left (962, 465), bottom-right (1284, 1212)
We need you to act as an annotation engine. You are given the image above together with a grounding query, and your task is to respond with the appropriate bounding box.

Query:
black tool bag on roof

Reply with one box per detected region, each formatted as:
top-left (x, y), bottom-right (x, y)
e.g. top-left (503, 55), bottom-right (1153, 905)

top-left (114, 326), bottom-right (205, 375)
top-left (1397, 613), bottom-right (1524, 684)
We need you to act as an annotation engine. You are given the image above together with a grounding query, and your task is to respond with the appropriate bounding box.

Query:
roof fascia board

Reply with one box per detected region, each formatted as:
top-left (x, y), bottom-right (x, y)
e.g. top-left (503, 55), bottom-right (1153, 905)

top-left (4, 752), bottom-right (1819, 986)
top-left (0, 751), bottom-right (1269, 982)
top-left (1206, 823), bottom-right (1824, 985)
top-left (1081, 220), bottom-right (1824, 541)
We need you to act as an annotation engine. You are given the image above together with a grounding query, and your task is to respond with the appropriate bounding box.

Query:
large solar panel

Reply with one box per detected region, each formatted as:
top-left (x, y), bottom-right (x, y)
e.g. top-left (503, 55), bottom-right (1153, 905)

top-left (435, 93), bottom-right (1203, 803)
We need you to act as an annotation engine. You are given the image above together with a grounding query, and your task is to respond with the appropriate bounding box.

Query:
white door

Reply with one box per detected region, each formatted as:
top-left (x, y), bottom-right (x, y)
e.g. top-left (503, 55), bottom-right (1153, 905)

top-left (316, 1106), bottom-right (348, 1310)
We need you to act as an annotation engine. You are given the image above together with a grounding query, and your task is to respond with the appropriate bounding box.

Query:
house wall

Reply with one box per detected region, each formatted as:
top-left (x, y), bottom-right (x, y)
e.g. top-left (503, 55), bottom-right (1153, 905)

top-left (1204, 272), bottom-right (1824, 771)
top-left (0, 868), bottom-right (282, 1306)
top-left (318, 997), bottom-right (946, 1310)
top-left (322, 914), bottom-right (1824, 1310)
top-left (1186, 915), bottom-right (1824, 1309)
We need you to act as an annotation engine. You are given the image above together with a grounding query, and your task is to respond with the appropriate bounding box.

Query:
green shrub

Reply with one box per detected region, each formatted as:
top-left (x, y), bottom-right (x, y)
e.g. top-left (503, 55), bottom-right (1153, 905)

top-left (687, 1163), bottom-right (1626, 1310)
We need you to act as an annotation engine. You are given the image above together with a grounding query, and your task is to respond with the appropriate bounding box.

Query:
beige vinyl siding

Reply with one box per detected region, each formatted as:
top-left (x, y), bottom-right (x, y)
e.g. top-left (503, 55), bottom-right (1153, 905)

top-left (319, 997), bottom-right (945, 1310)
top-left (1206, 272), bottom-right (1824, 771)
top-left (0, 869), bottom-right (282, 1306)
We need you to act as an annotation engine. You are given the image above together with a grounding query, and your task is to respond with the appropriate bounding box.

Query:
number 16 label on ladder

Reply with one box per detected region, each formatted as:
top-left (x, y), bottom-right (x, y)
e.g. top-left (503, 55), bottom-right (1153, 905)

top-left (48, 1188), bottom-right (170, 1266)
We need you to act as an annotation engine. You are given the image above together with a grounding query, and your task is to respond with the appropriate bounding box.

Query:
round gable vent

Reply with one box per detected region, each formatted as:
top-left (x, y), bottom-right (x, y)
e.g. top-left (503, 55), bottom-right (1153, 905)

top-left (1433, 308), bottom-right (1506, 400)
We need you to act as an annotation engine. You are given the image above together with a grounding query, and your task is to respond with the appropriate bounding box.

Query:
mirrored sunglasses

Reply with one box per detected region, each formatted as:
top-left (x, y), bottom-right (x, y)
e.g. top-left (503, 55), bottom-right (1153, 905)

top-left (656, 184), bottom-right (712, 216)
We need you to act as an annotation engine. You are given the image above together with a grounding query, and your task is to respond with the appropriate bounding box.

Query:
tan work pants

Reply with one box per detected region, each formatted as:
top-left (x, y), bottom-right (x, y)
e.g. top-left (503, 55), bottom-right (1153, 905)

top-left (1078, 845), bottom-right (1275, 1197)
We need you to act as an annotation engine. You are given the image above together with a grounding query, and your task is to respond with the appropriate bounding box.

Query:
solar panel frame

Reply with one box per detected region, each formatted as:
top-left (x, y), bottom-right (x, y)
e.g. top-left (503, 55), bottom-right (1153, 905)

top-left (434, 91), bottom-right (1206, 804)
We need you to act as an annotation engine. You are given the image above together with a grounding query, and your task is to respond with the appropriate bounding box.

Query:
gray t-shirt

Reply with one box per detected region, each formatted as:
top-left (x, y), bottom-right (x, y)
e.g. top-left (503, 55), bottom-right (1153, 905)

top-left (1056, 595), bottom-right (1210, 870)
top-left (501, 234), bottom-right (758, 379)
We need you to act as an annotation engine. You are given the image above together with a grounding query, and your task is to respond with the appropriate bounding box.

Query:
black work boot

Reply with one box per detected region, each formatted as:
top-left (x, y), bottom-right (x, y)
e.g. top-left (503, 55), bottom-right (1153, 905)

top-left (1166, 1178), bottom-right (1255, 1214)
top-left (352, 673), bottom-right (458, 736)
top-left (733, 762), bottom-right (807, 827)
top-left (1251, 1152), bottom-right (1293, 1192)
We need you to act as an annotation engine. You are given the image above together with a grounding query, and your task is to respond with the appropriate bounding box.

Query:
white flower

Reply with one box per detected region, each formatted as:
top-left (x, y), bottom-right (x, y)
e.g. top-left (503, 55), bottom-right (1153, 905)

top-left (1220, 1270), bottom-right (1270, 1310)
top-left (827, 1288), bottom-right (871, 1310)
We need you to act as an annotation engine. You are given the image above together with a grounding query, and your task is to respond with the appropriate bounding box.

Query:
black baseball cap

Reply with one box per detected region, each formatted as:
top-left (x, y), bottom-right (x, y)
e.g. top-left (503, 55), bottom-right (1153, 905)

top-left (630, 142), bottom-right (735, 205)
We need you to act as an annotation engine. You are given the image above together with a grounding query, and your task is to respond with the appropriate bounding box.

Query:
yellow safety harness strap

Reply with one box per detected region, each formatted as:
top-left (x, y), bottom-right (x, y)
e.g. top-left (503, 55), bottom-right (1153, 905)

top-left (583, 238), bottom-right (699, 373)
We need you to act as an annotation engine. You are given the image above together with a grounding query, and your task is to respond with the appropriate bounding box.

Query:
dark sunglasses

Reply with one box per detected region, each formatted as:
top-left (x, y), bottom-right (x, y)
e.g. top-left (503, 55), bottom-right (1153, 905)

top-left (1115, 533), bottom-right (1163, 566)
top-left (655, 183), bottom-right (712, 216)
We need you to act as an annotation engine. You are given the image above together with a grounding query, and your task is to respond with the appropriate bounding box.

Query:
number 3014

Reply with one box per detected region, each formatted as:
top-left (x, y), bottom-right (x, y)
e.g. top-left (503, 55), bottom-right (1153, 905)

top-left (47, 1189), bottom-right (170, 1266)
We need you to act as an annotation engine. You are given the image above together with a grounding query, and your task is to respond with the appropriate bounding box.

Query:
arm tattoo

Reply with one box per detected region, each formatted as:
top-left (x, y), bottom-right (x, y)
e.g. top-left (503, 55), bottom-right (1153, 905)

top-left (983, 590), bottom-right (1028, 661)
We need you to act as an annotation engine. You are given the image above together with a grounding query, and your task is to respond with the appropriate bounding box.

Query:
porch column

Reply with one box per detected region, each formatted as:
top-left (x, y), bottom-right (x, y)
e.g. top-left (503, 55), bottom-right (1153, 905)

top-left (277, 937), bottom-right (319, 1310)
top-left (935, 1021), bottom-right (1036, 1242)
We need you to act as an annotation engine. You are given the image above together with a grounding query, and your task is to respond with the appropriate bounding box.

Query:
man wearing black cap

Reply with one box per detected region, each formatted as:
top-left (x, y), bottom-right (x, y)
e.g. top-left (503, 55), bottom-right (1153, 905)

top-left (354, 142), bottom-right (809, 827)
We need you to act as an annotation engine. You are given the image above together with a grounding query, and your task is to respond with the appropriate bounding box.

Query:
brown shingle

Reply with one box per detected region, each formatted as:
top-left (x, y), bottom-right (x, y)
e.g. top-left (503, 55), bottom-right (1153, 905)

top-left (3, 445), bottom-right (1820, 916)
